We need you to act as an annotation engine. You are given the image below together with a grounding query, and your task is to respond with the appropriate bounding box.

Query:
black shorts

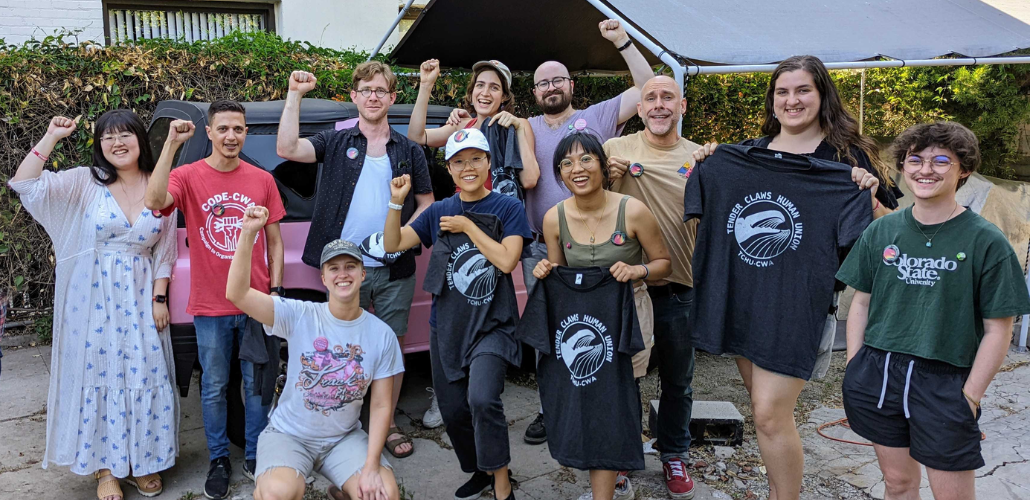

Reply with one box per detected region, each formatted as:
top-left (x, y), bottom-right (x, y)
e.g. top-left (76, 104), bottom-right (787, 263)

top-left (842, 346), bottom-right (984, 472)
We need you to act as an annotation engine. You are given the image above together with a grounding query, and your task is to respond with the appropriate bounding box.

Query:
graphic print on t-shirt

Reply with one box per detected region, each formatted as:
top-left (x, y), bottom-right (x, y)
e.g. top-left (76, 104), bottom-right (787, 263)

top-left (446, 242), bottom-right (498, 306)
top-left (555, 313), bottom-right (614, 387)
top-left (199, 192), bottom-right (259, 259)
top-left (296, 337), bottom-right (370, 416)
top-left (881, 244), bottom-right (960, 287)
top-left (727, 191), bottom-right (803, 267)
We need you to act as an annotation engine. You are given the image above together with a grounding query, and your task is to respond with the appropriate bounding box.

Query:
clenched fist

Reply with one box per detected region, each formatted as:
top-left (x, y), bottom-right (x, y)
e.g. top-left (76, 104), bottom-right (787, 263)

top-left (420, 59), bottom-right (441, 86)
top-left (289, 71), bottom-right (317, 95)
top-left (599, 19), bottom-right (629, 46)
top-left (241, 206), bottom-right (269, 232)
top-left (390, 174), bottom-right (411, 204)
top-left (46, 116), bottom-right (77, 139)
top-left (166, 119), bottom-right (195, 145)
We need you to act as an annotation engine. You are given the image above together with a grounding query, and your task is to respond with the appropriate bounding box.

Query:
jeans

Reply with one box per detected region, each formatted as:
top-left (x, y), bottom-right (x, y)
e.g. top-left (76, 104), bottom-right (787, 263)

top-left (195, 314), bottom-right (269, 461)
top-left (648, 285), bottom-right (696, 462)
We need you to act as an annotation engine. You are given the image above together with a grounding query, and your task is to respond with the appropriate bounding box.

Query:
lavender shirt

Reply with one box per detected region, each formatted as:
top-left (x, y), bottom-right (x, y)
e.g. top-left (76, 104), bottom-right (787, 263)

top-left (525, 95), bottom-right (624, 233)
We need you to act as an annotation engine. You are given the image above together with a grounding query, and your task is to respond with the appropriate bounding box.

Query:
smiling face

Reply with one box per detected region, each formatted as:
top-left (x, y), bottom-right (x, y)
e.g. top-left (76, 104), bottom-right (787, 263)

top-left (902, 146), bottom-right (969, 202)
top-left (321, 255), bottom-right (365, 303)
top-left (351, 73), bottom-right (396, 123)
top-left (533, 61), bottom-right (574, 115)
top-left (206, 111), bottom-right (247, 160)
top-left (772, 69), bottom-right (821, 132)
top-left (447, 148), bottom-right (491, 194)
top-left (471, 69), bottom-right (505, 116)
top-left (559, 143), bottom-right (606, 196)
top-left (639, 76), bottom-right (685, 138)
top-left (99, 126), bottom-right (142, 170)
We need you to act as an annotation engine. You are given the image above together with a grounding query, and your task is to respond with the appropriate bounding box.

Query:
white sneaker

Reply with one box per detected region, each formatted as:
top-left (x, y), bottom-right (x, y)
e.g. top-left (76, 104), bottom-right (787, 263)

top-left (423, 388), bottom-right (444, 429)
top-left (575, 476), bottom-right (633, 500)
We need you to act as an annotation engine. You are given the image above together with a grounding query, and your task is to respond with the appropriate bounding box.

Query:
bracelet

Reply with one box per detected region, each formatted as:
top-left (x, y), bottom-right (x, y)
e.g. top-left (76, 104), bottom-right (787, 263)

top-left (388, 202), bottom-right (403, 211)
top-left (962, 389), bottom-right (981, 410)
top-left (616, 39), bottom-right (633, 52)
top-left (640, 264), bottom-right (649, 280)
top-left (872, 198), bottom-right (881, 212)
top-left (31, 148), bottom-right (49, 162)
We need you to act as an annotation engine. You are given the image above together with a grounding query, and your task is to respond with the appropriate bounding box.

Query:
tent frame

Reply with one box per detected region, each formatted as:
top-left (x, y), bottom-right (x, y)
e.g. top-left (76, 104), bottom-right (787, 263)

top-left (373, 0), bottom-right (1030, 351)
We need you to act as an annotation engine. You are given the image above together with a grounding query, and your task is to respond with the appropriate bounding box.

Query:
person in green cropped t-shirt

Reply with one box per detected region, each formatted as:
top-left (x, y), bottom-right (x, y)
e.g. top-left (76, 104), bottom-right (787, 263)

top-left (836, 121), bottom-right (1030, 500)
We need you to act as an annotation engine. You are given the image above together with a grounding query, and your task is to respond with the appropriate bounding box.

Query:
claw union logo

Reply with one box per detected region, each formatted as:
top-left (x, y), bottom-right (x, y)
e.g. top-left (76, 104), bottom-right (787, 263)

top-left (727, 191), bottom-right (803, 267)
top-left (199, 192), bottom-right (259, 259)
top-left (555, 314), bottom-right (613, 387)
top-left (446, 242), bottom-right (498, 306)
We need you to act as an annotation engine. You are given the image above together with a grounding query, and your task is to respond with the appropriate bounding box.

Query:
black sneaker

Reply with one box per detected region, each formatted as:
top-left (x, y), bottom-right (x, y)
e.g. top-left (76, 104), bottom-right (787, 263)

top-left (243, 458), bottom-right (257, 481)
top-left (204, 456), bottom-right (232, 499)
top-left (523, 413), bottom-right (547, 444)
top-left (455, 471), bottom-right (492, 500)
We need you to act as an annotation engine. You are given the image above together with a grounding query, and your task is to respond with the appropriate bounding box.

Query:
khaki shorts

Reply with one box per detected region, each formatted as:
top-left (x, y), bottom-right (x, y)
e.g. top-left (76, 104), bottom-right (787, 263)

top-left (255, 425), bottom-right (392, 488)
top-left (631, 283), bottom-right (654, 379)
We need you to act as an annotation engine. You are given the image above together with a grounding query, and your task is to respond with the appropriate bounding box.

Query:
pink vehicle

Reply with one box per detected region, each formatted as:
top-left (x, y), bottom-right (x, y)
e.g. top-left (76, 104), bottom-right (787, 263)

top-left (147, 99), bottom-right (528, 446)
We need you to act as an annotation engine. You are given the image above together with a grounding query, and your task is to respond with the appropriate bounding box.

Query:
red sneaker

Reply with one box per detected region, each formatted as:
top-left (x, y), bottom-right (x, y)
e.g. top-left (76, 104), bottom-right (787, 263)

top-left (662, 458), bottom-right (695, 499)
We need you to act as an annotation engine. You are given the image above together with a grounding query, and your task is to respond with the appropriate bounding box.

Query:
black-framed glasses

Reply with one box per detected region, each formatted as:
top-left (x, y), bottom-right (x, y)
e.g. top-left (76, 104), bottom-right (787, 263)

top-left (534, 77), bottom-right (571, 91)
top-left (448, 155), bottom-right (489, 171)
top-left (902, 155), bottom-right (955, 174)
top-left (559, 155), bottom-right (599, 172)
top-left (356, 87), bottom-right (390, 98)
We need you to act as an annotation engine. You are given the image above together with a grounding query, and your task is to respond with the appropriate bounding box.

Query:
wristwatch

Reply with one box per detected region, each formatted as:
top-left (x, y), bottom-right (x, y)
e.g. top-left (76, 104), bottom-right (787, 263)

top-left (270, 286), bottom-right (286, 296)
top-left (153, 295), bottom-right (167, 304)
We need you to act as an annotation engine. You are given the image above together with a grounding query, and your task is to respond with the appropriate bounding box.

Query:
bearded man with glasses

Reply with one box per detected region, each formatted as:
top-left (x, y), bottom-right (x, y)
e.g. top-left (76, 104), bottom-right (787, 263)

top-left (277, 60), bottom-right (435, 460)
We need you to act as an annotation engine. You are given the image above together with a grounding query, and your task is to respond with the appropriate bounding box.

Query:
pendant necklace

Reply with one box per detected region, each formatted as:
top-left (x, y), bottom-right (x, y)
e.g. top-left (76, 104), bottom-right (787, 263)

top-left (912, 204), bottom-right (959, 248)
top-left (575, 192), bottom-right (608, 244)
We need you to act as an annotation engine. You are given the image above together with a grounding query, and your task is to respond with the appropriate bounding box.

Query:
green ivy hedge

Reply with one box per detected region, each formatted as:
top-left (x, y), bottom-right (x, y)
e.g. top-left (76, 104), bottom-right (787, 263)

top-left (1, 30), bottom-right (1029, 313)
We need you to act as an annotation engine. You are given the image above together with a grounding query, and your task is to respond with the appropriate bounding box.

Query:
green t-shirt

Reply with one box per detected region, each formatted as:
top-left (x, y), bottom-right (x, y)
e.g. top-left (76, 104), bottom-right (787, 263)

top-left (836, 207), bottom-right (1030, 367)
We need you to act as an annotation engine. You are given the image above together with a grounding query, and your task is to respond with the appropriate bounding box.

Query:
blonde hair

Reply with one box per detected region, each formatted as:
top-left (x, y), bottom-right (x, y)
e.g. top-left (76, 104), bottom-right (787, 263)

top-left (352, 61), bottom-right (397, 92)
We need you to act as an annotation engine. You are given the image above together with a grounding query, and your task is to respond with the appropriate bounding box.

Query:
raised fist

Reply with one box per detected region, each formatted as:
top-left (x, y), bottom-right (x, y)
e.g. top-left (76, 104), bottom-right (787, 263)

top-left (241, 206), bottom-right (269, 232)
top-left (599, 19), bottom-right (629, 46)
top-left (420, 59), bottom-right (441, 86)
top-left (390, 174), bottom-right (411, 204)
top-left (46, 116), bottom-right (77, 139)
top-left (289, 71), bottom-right (317, 94)
top-left (166, 119), bottom-right (195, 145)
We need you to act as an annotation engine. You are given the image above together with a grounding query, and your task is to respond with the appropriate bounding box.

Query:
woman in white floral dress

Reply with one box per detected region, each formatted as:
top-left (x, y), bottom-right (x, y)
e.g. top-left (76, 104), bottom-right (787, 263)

top-left (9, 112), bottom-right (179, 500)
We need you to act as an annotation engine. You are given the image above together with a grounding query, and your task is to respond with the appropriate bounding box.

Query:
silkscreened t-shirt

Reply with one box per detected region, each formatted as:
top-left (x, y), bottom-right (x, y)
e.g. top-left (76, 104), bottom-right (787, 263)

top-left (516, 267), bottom-right (645, 471)
top-left (836, 208), bottom-right (1030, 367)
top-left (683, 145), bottom-right (872, 379)
top-left (264, 298), bottom-right (404, 442)
top-left (423, 212), bottom-right (522, 382)
top-left (526, 95), bottom-right (624, 233)
top-left (606, 131), bottom-right (702, 286)
top-left (162, 159), bottom-right (286, 316)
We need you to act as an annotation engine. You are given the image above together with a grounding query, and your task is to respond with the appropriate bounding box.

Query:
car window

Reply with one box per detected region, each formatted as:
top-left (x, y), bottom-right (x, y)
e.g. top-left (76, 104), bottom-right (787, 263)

top-left (147, 118), bottom-right (182, 167)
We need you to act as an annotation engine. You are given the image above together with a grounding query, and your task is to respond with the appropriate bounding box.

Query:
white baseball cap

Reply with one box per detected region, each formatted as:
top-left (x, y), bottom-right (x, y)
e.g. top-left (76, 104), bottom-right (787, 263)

top-left (444, 128), bottom-right (491, 160)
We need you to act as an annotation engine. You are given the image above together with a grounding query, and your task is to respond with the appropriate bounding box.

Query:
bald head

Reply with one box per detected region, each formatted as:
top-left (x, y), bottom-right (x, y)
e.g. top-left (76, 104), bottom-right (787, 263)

top-left (534, 61), bottom-right (571, 82)
top-left (638, 75), bottom-right (685, 139)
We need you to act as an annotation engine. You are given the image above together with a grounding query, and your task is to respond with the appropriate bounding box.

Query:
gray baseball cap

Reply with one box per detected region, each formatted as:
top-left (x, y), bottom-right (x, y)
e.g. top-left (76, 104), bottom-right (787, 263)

top-left (320, 239), bottom-right (363, 266)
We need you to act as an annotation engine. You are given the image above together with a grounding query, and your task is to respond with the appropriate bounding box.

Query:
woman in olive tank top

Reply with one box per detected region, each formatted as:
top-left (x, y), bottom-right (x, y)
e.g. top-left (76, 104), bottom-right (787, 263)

top-left (532, 132), bottom-right (671, 500)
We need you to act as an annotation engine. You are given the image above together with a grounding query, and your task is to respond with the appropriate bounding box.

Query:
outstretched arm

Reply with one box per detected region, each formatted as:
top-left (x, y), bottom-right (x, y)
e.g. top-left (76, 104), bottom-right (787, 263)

top-left (145, 119), bottom-right (193, 211)
top-left (226, 206), bottom-right (276, 326)
top-left (599, 19), bottom-right (653, 123)
top-left (276, 71), bottom-right (318, 163)
top-left (11, 116), bottom-right (77, 183)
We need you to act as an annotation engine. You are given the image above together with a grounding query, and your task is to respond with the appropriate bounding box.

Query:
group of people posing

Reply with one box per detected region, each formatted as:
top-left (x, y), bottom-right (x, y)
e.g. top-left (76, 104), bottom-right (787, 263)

top-left (12, 17), bottom-right (1030, 500)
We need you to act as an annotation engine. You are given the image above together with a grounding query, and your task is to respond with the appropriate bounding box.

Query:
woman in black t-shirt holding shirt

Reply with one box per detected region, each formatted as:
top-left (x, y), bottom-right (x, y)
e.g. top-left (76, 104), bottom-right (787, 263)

top-left (692, 55), bottom-right (902, 500)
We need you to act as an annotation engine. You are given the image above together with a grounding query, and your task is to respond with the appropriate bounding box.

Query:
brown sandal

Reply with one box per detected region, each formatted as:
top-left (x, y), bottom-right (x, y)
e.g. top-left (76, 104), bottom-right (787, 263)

top-left (384, 426), bottom-right (414, 458)
top-left (95, 470), bottom-right (124, 500)
top-left (126, 472), bottom-right (163, 497)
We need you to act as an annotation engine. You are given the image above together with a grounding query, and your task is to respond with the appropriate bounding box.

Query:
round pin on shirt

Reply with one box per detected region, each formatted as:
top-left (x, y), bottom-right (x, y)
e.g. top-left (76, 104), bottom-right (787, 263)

top-left (346, 147), bottom-right (359, 159)
top-left (611, 231), bottom-right (627, 246)
top-left (210, 203), bottom-right (225, 216)
top-left (629, 163), bottom-right (644, 177)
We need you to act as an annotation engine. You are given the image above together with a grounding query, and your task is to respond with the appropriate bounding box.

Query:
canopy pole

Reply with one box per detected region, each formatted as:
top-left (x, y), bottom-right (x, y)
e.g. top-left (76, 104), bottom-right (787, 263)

top-left (859, 69), bottom-right (866, 135)
top-left (686, 56), bottom-right (1030, 75)
top-left (369, 0), bottom-right (416, 60)
top-left (673, 64), bottom-right (685, 135)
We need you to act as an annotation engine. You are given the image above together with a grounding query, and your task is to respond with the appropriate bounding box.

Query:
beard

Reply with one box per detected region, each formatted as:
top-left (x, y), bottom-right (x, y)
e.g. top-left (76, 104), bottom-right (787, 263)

top-left (537, 90), bottom-right (572, 115)
top-left (645, 117), bottom-right (676, 137)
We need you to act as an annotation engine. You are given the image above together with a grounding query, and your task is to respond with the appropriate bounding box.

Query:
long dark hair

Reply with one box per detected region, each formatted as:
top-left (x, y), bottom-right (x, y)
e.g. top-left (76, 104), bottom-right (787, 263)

top-left (761, 55), bottom-right (893, 186)
top-left (553, 132), bottom-right (612, 190)
top-left (90, 109), bottom-right (155, 185)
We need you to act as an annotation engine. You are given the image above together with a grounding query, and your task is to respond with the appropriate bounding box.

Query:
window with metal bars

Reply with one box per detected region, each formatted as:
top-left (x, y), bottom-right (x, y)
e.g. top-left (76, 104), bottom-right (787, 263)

top-left (103, 1), bottom-right (275, 44)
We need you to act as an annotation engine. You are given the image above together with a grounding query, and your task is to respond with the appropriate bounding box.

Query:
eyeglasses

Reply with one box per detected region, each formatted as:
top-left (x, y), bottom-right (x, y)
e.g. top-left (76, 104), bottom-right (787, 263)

top-left (902, 155), bottom-right (955, 174)
top-left (100, 132), bottom-right (136, 143)
top-left (534, 77), bottom-right (571, 91)
top-left (559, 155), bottom-right (598, 172)
top-left (448, 155), bottom-right (489, 171)
top-left (356, 87), bottom-right (391, 98)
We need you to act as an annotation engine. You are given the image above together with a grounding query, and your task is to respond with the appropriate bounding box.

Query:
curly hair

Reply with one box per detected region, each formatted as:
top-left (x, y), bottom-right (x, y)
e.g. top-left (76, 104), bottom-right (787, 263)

top-left (460, 66), bottom-right (515, 115)
top-left (891, 121), bottom-right (980, 190)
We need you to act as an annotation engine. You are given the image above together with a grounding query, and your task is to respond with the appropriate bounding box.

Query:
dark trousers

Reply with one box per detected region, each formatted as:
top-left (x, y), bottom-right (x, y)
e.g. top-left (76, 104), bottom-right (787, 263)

top-left (648, 284), bottom-right (696, 462)
top-left (430, 344), bottom-right (511, 472)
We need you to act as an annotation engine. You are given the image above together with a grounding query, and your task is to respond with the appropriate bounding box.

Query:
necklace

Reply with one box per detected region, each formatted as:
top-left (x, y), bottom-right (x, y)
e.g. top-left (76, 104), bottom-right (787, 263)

top-left (460, 195), bottom-right (485, 214)
top-left (574, 192), bottom-right (608, 243)
top-left (911, 204), bottom-right (959, 248)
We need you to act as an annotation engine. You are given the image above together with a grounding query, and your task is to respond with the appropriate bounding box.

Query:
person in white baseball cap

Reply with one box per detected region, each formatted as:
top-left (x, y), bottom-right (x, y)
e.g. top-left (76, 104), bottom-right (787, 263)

top-left (408, 58), bottom-right (539, 203)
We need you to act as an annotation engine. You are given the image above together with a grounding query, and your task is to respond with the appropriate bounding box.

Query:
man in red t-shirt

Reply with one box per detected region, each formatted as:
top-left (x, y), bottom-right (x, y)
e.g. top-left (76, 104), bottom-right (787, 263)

top-left (144, 99), bottom-right (285, 500)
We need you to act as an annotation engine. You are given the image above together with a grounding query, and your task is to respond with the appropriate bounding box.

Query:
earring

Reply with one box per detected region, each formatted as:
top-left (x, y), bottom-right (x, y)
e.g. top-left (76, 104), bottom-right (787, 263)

top-left (773, 113), bottom-right (778, 119)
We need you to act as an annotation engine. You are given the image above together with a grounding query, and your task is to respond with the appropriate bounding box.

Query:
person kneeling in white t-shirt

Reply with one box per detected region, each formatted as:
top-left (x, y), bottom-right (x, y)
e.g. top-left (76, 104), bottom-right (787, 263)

top-left (227, 206), bottom-right (403, 500)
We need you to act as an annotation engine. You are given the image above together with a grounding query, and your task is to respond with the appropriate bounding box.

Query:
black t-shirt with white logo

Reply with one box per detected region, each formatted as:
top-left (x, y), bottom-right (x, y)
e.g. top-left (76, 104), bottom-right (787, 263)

top-left (516, 267), bottom-right (645, 471)
top-left (683, 145), bottom-right (871, 379)
top-left (422, 211), bottom-right (523, 382)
